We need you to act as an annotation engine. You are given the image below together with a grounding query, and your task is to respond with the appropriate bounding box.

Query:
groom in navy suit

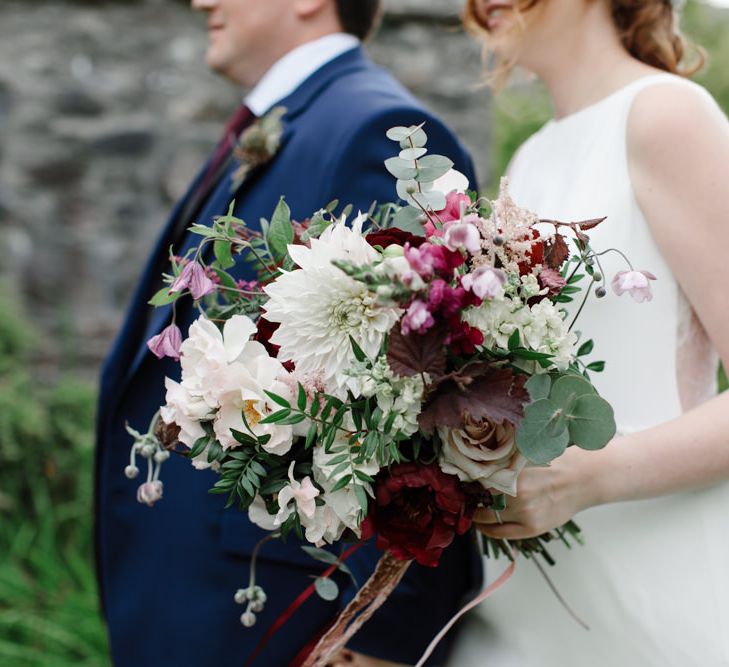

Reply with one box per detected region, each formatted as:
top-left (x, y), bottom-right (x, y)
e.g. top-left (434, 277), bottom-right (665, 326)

top-left (95, 0), bottom-right (481, 665)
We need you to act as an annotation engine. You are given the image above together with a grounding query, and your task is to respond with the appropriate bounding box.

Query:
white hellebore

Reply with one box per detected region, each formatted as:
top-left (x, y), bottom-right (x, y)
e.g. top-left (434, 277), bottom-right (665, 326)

top-left (263, 214), bottom-right (401, 397)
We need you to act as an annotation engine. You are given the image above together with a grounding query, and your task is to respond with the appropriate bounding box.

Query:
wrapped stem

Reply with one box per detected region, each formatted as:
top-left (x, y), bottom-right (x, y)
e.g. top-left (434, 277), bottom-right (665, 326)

top-left (300, 551), bottom-right (412, 667)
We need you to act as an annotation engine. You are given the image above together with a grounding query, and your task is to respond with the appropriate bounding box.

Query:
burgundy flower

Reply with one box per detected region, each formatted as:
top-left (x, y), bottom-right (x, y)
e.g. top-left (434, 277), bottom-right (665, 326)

top-left (361, 463), bottom-right (475, 567)
top-left (446, 318), bottom-right (484, 356)
top-left (517, 229), bottom-right (545, 276)
top-left (366, 228), bottom-right (426, 249)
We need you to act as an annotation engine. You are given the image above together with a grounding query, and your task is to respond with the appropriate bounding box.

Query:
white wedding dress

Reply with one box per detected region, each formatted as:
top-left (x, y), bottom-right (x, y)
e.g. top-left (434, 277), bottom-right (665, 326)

top-left (449, 74), bottom-right (729, 666)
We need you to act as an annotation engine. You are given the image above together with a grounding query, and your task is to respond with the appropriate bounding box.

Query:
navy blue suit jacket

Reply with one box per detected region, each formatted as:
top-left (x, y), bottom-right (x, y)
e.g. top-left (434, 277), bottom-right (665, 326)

top-left (96, 47), bottom-right (482, 667)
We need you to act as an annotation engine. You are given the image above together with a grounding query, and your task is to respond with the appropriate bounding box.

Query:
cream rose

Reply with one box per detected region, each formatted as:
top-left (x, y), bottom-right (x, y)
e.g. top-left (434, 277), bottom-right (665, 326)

top-left (438, 416), bottom-right (526, 496)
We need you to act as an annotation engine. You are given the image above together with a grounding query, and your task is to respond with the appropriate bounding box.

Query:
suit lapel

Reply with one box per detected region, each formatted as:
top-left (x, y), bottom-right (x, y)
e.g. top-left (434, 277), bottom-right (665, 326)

top-left (114, 47), bottom-right (373, 402)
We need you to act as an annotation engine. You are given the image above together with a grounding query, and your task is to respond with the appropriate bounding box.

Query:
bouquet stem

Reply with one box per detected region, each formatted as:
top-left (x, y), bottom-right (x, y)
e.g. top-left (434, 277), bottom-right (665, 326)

top-left (300, 551), bottom-right (412, 667)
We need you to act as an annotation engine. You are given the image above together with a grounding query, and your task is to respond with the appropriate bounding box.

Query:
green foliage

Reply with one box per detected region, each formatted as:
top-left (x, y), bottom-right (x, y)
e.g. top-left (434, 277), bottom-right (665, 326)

top-left (0, 288), bottom-right (108, 666)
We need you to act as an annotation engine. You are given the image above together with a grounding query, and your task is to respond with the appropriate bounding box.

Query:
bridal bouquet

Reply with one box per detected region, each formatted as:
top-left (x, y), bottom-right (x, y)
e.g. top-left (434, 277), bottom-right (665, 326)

top-left (125, 124), bottom-right (649, 665)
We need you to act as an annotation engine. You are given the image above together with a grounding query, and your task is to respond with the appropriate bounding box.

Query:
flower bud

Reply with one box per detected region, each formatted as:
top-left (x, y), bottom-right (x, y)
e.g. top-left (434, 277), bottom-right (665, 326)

top-left (250, 600), bottom-right (265, 613)
top-left (592, 272), bottom-right (602, 282)
top-left (240, 611), bottom-right (257, 628)
top-left (492, 235), bottom-right (504, 246)
top-left (234, 589), bottom-right (248, 605)
top-left (154, 450), bottom-right (170, 463)
top-left (124, 465), bottom-right (139, 479)
top-left (595, 286), bottom-right (607, 298)
top-left (382, 244), bottom-right (404, 258)
top-left (376, 285), bottom-right (394, 300)
top-left (136, 480), bottom-right (163, 507)
top-left (140, 444), bottom-right (155, 459)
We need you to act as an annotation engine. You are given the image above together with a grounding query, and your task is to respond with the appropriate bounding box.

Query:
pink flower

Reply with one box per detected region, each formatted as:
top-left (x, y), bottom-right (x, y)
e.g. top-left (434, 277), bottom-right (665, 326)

top-left (401, 300), bottom-right (435, 336)
top-left (611, 270), bottom-right (656, 303)
top-left (137, 481), bottom-right (163, 507)
top-left (461, 267), bottom-right (506, 300)
top-left (274, 462), bottom-right (320, 525)
top-left (428, 280), bottom-right (476, 318)
top-left (443, 221), bottom-right (481, 255)
top-left (403, 242), bottom-right (465, 280)
top-left (436, 192), bottom-right (472, 223)
top-left (169, 261), bottom-right (216, 300)
top-left (147, 324), bottom-right (182, 361)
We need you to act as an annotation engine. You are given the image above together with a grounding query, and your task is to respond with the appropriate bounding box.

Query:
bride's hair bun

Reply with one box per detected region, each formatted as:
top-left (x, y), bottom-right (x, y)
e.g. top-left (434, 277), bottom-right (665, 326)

top-left (463, 0), bottom-right (704, 80)
top-left (612, 0), bottom-right (703, 75)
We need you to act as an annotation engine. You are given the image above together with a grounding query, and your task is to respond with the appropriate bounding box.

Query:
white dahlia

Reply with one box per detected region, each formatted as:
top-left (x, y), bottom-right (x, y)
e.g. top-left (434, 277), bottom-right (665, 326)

top-left (263, 215), bottom-right (401, 397)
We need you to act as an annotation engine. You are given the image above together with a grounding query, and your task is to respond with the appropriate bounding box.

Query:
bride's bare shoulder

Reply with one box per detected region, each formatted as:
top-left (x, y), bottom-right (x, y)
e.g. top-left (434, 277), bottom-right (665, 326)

top-left (627, 77), bottom-right (727, 158)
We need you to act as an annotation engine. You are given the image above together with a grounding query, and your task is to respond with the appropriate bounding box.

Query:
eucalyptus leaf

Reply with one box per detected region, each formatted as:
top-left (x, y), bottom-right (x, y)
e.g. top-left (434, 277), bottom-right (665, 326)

top-left (414, 154), bottom-right (453, 183)
top-left (411, 190), bottom-right (446, 211)
top-left (399, 126), bottom-right (427, 149)
top-left (399, 147), bottom-right (428, 160)
top-left (567, 394), bottom-right (616, 450)
top-left (392, 206), bottom-right (426, 235)
top-left (384, 157), bottom-right (418, 180)
top-left (515, 398), bottom-right (570, 465)
top-left (386, 126), bottom-right (413, 142)
top-left (549, 375), bottom-right (596, 410)
top-left (314, 577), bottom-right (339, 602)
top-left (525, 374), bottom-right (552, 402)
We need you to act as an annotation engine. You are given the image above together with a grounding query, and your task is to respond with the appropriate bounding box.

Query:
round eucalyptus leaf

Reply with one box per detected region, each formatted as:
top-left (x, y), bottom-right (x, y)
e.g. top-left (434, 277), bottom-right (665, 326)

top-left (411, 190), bottom-right (446, 212)
top-left (314, 577), bottom-right (339, 602)
top-left (567, 395), bottom-right (616, 450)
top-left (525, 374), bottom-right (552, 402)
top-left (400, 147), bottom-right (428, 161)
top-left (399, 126), bottom-right (428, 149)
top-left (386, 126), bottom-right (412, 142)
top-left (549, 374), bottom-right (595, 410)
top-left (414, 155), bottom-right (454, 183)
top-left (516, 398), bottom-right (570, 465)
top-left (385, 157), bottom-right (418, 180)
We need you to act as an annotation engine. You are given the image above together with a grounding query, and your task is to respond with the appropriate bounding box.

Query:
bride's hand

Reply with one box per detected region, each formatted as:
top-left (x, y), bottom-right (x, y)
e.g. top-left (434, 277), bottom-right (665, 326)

top-left (473, 446), bottom-right (601, 540)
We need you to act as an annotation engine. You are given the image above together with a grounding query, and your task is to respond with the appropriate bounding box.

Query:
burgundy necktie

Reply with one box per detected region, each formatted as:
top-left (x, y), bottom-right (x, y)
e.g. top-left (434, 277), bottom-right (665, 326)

top-left (198, 104), bottom-right (256, 195)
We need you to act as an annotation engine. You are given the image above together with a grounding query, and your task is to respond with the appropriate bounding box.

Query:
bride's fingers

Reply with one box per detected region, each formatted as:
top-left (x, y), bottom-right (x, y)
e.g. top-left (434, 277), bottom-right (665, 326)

top-left (473, 508), bottom-right (501, 524)
top-left (476, 521), bottom-right (531, 540)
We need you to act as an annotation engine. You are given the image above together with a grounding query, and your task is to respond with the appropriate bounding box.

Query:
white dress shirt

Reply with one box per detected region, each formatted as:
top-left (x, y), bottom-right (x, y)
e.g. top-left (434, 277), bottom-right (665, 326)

top-left (245, 33), bottom-right (360, 116)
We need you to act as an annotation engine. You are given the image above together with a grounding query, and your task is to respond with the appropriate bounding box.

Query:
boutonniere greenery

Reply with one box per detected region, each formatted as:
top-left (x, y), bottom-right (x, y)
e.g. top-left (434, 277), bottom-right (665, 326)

top-left (230, 106), bottom-right (287, 192)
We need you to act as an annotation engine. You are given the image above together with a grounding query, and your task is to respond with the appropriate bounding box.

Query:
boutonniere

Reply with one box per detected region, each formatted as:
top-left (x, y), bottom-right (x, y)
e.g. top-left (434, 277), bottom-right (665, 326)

top-left (230, 106), bottom-right (287, 192)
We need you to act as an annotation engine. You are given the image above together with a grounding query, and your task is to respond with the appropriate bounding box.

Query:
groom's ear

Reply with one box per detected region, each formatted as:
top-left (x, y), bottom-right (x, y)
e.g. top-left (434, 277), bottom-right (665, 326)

top-left (333, 0), bottom-right (382, 41)
top-left (292, 0), bottom-right (334, 21)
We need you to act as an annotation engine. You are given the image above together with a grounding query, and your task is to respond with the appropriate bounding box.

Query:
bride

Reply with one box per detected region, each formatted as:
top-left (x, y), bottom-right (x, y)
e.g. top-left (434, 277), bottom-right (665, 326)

top-left (450, 0), bottom-right (729, 665)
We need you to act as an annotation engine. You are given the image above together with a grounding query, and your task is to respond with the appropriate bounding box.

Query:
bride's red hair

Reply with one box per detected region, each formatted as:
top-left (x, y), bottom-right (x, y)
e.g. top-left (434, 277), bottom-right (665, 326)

top-left (463, 0), bottom-right (704, 82)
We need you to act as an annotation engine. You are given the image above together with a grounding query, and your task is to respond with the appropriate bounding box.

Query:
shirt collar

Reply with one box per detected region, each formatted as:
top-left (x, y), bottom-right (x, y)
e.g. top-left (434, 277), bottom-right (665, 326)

top-left (245, 33), bottom-right (360, 117)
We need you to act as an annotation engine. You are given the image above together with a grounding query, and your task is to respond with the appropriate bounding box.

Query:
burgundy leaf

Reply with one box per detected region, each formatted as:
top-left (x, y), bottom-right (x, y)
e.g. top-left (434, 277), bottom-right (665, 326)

top-left (388, 322), bottom-right (447, 378)
top-left (419, 366), bottom-right (529, 434)
top-left (543, 233), bottom-right (570, 269)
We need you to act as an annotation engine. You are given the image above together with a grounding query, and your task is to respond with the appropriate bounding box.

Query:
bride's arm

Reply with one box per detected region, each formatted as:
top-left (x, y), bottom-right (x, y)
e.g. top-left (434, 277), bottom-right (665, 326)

top-left (476, 82), bottom-right (729, 539)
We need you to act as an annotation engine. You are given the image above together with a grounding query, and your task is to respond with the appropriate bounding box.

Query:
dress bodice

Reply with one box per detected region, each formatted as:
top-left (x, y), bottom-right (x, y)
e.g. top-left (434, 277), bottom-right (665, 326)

top-left (508, 73), bottom-right (718, 431)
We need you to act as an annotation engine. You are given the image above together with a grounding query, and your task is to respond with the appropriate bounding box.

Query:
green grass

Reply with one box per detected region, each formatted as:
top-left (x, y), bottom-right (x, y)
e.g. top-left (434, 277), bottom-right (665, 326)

top-left (0, 290), bottom-right (109, 667)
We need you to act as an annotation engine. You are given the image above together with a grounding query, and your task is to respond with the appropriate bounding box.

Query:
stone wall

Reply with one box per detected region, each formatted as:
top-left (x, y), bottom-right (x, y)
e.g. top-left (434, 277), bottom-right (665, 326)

top-left (0, 0), bottom-right (490, 374)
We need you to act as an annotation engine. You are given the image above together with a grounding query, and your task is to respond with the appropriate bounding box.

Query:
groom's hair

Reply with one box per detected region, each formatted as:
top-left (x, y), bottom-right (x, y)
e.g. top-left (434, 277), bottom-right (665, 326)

top-left (334, 0), bottom-right (382, 41)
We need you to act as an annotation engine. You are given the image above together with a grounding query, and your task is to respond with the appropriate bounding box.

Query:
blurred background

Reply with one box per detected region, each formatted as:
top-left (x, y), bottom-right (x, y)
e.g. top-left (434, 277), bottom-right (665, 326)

top-left (0, 0), bottom-right (727, 664)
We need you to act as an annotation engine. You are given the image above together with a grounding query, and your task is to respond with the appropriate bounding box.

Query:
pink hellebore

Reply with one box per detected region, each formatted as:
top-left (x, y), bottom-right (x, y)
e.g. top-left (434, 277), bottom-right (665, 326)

top-left (137, 480), bottom-right (164, 507)
top-left (147, 323), bottom-right (183, 361)
top-left (611, 270), bottom-right (657, 303)
top-left (444, 221), bottom-right (482, 256)
top-left (462, 267), bottom-right (507, 300)
top-left (401, 299), bottom-right (435, 336)
top-left (170, 261), bottom-right (217, 300)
